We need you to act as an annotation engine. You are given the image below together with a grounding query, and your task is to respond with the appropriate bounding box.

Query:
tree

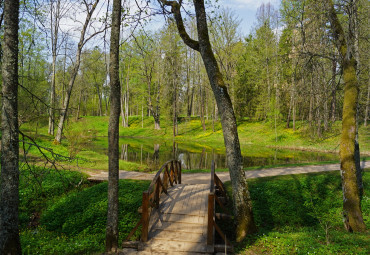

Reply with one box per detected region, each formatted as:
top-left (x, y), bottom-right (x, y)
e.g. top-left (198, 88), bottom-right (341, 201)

top-left (325, 0), bottom-right (366, 232)
top-left (48, 0), bottom-right (61, 135)
top-left (55, 0), bottom-right (100, 143)
top-left (160, 0), bottom-right (257, 240)
top-left (105, 0), bottom-right (121, 251)
top-left (0, 0), bottom-right (22, 253)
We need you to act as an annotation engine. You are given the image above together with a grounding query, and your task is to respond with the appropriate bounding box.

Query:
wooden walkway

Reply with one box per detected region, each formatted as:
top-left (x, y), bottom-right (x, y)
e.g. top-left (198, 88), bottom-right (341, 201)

top-left (140, 184), bottom-right (211, 254)
top-left (122, 160), bottom-right (229, 254)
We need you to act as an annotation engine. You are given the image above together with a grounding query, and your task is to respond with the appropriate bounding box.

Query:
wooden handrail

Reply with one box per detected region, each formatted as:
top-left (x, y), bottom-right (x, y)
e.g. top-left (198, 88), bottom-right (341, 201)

top-left (124, 159), bottom-right (182, 243)
top-left (207, 160), bottom-right (231, 247)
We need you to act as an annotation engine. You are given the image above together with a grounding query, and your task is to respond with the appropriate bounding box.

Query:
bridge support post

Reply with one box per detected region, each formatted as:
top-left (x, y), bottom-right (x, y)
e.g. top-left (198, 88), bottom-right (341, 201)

top-left (207, 192), bottom-right (215, 246)
top-left (141, 191), bottom-right (149, 242)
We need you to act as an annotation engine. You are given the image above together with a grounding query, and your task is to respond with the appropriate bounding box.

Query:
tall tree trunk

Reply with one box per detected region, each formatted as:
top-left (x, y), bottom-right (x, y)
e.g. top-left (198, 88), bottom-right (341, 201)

top-left (55, 0), bottom-right (99, 143)
top-left (125, 63), bottom-right (130, 127)
top-left (76, 89), bottom-right (82, 121)
top-left (48, 53), bottom-right (57, 135)
top-left (48, 0), bottom-right (61, 135)
top-left (106, 0), bottom-right (121, 251)
top-left (162, 0), bottom-right (257, 241)
top-left (326, 0), bottom-right (366, 232)
top-left (331, 58), bottom-right (337, 122)
top-left (365, 81), bottom-right (369, 126)
top-left (96, 83), bottom-right (103, 116)
top-left (0, 0), bottom-right (21, 253)
top-left (121, 93), bottom-right (126, 127)
top-left (200, 83), bottom-right (206, 131)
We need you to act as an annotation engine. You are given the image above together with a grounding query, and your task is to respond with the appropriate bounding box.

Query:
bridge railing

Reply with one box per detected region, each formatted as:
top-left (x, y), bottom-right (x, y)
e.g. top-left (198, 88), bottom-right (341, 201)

top-left (207, 160), bottom-right (232, 249)
top-left (124, 159), bottom-right (182, 243)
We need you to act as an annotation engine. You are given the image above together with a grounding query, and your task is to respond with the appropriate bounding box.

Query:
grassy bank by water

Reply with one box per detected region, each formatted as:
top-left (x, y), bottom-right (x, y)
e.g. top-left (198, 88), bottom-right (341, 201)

top-left (20, 115), bottom-right (370, 172)
top-left (223, 170), bottom-right (369, 254)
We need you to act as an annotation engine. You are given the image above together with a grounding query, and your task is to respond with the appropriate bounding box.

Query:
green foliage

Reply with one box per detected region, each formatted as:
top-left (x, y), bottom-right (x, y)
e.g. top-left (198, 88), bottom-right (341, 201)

top-left (20, 172), bottom-right (150, 254)
top-left (19, 167), bottom-right (88, 228)
top-left (224, 171), bottom-right (370, 254)
top-left (64, 127), bottom-right (97, 158)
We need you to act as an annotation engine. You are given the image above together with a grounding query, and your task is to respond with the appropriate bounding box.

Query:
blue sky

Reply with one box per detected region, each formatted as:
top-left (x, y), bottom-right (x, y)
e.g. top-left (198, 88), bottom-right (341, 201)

top-left (220, 0), bottom-right (281, 36)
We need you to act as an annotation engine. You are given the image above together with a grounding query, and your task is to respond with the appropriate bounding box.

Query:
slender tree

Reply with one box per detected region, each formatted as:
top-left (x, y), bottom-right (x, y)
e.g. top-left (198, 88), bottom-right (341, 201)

top-left (0, 0), bottom-right (22, 253)
top-left (160, 0), bottom-right (257, 240)
top-left (55, 0), bottom-right (99, 143)
top-left (48, 0), bottom-right (62, 135)
top-left (325, 0), bottom-right (366, 232)
top-left (106, 0), bottom-right (121, 251)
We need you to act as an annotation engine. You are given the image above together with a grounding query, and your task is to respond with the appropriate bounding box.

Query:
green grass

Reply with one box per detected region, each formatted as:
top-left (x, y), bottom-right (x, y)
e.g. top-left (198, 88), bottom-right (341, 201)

top-left (20, 115), bottom-right (370, 172)
top-left (19, 166), bottom-right (150, 254)
top-left (222, 170), bottom-right (370, 254)
top-left (18, 164), bottom-right (369, 254)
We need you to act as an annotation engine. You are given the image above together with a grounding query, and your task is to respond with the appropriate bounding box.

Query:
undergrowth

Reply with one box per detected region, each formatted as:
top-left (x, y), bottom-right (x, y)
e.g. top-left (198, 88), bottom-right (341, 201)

top-left (222, 171), bottom-right (369, 254)
top-left (19, 167), bottom-right (150, 254)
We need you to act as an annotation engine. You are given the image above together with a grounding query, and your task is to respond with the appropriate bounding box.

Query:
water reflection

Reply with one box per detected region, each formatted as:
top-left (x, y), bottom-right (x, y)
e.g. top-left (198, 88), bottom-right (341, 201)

top-left (113, 139), bottom-right (338, 170)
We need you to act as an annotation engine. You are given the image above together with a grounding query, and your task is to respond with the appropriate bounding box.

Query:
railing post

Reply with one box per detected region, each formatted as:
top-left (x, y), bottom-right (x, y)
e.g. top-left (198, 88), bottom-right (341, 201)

top-left (170, 161), bottom-right (174, 184)
top-left (141, 191), bottom-right (149, 242)
top-left (174, 160), bottom-right (178, 184)
top-left (207, 192), bottom-right (215, 246)
top-left (178, 161), bottom-right (182, 184)
top-left (155, 179), bottom-right (160, 208)
top-left (164, 165), bottom-right (169, 191)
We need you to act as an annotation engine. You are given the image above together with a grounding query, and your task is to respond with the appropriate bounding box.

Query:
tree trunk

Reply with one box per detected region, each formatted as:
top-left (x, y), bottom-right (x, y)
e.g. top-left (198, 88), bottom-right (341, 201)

top-left (0, 0), bottom-right (22, 253)
top-left (365, 81), bottom-right (369, 126)
top-left (326, 0), bottom-right (366, 232)
top-left (125, 63), bottom-right (130, 127)
top-left (121, 93), bottom-right (126, 127)
top-left (331, 58), bottom-right (337, 122)
top-left (48, 55), bottom-right (56, 135)
top-left (55, 0), bottom-right (99, 143)
top-left (200, 84), bottom-right (206, 131)
top-left (48, 0), bottom-right (61, 135)
top-left (76, 89), bottom-right (82, 121)
top-left (105, 0), bottom-right (121, 251)
top-left (96, 83), bottom-right (103, 116)
top-left (162, 0), bottom-right (256, 241)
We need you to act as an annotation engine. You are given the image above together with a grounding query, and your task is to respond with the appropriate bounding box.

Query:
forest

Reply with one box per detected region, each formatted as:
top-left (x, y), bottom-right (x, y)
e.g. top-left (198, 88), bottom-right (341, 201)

top-left (0, 0), bottom-right (369, 254)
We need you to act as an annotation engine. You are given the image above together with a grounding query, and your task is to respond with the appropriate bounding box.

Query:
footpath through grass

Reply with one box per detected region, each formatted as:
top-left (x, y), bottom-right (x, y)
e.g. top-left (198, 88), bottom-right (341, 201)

top-left (223, 170), bottom-right (369, 254)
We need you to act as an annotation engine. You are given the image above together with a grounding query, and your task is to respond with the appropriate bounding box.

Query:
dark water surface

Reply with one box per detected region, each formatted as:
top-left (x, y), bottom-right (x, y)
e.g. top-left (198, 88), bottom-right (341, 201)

top-left (92, 137), bottom-right (338, 170)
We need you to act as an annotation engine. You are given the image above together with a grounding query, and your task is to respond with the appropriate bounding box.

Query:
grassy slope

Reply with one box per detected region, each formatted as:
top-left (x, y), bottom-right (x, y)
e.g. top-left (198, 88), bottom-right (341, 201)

top-left (20, 115), bottom-right (370, 172)
top-left (223, 170), bottom-right (369, 254)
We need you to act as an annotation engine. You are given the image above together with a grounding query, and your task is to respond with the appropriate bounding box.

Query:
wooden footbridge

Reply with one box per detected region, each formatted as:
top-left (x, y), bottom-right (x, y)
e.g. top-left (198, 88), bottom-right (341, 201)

top-left (123, 160), bottom-right (232, 254)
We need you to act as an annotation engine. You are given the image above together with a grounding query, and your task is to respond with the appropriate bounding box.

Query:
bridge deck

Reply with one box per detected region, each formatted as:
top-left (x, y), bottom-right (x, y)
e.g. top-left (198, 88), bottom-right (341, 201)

top-left (140, 184), bottom-right (211, 254)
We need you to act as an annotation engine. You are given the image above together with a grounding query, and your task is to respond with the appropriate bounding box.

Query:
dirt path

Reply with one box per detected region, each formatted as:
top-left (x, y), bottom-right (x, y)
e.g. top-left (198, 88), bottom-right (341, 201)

top-left (88, 161), bottom-right (370, 184)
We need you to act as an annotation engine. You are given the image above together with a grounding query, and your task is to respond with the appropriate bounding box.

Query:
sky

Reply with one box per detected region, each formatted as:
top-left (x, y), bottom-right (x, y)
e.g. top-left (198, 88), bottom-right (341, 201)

top-left (54, 0), bottom-right (282, 50)
top-left (220, 0), bottom-right (281, 35)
